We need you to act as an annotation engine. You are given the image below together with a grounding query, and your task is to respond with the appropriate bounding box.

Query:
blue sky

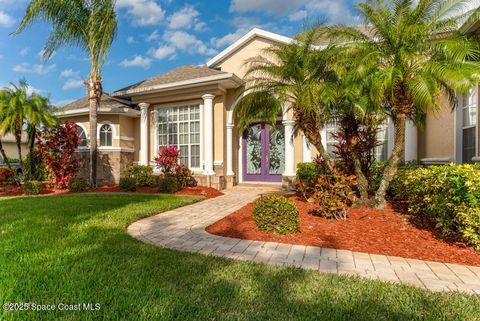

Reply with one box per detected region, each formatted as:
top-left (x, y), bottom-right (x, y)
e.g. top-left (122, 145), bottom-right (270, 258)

top-left (0, 0), bottom-right (360, 106)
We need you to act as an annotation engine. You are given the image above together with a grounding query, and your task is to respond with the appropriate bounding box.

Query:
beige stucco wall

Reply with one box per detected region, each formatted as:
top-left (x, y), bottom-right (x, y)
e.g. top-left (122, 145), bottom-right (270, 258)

top-left (213, 37), bottom-right (279, 78)
top-left (418, 96), bottom-right (455, 160)
top-left (1, 141), bottom-right (27, 161)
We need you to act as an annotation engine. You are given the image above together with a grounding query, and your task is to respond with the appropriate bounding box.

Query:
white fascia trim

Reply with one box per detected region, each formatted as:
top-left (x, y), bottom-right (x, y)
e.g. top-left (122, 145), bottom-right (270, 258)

top-left (55, 107), bottom-right (141, 118)
top-left (112, 73), bottom-right (243, 96)
top-left (207, 28), bottom-right (294, 68)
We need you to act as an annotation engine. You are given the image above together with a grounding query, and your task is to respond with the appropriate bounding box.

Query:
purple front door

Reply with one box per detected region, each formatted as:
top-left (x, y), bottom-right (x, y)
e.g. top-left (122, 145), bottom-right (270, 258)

top-left (243, 123), bottom-right (285, 182)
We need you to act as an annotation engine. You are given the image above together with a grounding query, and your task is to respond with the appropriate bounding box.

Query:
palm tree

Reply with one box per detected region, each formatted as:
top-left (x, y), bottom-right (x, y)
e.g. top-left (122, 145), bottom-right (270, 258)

top-left (15, 0), bottom-right (118, 188)
top-left (0, 81), bottom-right (29, 169)
top-left (24, 93), bottom-right (57, 178)
top-left (0, 80), bottom-right (57, 174)
top-left (235, 28), bottom-right (336, 166)
top-left (330, 0), bottom-right (480, 208)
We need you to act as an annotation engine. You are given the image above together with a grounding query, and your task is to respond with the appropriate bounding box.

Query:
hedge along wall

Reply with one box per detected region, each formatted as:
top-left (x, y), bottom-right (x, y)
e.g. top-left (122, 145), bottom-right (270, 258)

top-left (390, 164), bottom-right (480, 251)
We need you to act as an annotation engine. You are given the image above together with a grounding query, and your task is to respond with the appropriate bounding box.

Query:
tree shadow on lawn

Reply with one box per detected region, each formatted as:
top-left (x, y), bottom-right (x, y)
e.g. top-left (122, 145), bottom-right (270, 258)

top-left (1, 195), bottom-right (479, 321)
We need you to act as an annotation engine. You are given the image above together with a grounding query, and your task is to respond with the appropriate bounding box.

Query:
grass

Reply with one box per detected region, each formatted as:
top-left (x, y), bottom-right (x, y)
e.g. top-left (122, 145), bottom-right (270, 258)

top-left (0, 194), bottom-right (479, 321)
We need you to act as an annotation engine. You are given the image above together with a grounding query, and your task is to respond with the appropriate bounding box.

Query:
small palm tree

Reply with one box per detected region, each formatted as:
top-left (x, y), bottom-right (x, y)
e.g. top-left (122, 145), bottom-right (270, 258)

top-left (235, 28), bottom-right (335, 166)
top-left (0, 80), bottom-right (57, 174)
top-left (0, 81), bottom-right (29, 169)
top-left (15, 0), bottom-right (118, 188)
top-left (330, 0), bottom-right (480, 208)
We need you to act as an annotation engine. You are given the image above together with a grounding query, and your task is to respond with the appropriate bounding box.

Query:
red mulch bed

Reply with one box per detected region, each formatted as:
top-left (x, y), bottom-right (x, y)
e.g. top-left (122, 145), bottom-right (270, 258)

top-left (0, 184), bottom-right (223, 199)
top-left (206, 195), bottom-right (480, 266)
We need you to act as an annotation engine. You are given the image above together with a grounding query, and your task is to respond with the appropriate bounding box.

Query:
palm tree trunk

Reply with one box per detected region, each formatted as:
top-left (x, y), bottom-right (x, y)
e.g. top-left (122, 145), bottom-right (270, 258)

top-left (15, 121), bottom-right (23, 170)
top-left (87, 73), bottom-right (102, 188)
top-left (353, 155), bottom-right (369, 204)
top-left (0, 136), bottom-right (12, 169)
top-left (373, 113), bottom-right (406, 208)
top-left (28, 126), bottom-right (36, 180)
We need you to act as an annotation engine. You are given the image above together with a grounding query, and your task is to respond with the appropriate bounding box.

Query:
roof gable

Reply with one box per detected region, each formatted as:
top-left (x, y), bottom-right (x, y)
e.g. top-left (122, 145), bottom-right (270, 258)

top-left (206, 28), bottom-right (293, 68)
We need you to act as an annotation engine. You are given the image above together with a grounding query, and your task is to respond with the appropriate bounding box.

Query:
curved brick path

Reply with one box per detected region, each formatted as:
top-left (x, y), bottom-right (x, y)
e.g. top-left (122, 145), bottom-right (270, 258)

top-left (128, 186), bottom-right (480, 294)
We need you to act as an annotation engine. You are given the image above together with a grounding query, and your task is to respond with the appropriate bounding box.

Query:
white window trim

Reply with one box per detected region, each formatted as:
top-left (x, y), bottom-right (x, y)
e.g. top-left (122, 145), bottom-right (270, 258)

top-left (455, 87), bottom-right (478, 163)
top-left (154, 100), bottom-right (203, 172)
top-left (98, 122), bottom-right (115, 147)
top-left (75, 122), bottom-right (89, 150)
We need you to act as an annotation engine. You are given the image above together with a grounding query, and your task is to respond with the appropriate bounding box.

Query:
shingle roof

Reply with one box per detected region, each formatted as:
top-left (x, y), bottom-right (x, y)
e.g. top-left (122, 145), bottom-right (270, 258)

top-left (62, 93), bottom-right (131, 111)
top-left (115, 65), bottom-right (228, 93)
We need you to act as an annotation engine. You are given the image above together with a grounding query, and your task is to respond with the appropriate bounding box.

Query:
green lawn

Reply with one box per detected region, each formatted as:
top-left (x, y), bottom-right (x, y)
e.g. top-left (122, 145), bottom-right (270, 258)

top-left (0, 194), bottom-right (479, 321)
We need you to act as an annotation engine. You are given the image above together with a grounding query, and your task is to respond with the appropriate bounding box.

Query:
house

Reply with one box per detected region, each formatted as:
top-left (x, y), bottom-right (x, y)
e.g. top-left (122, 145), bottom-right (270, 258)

top-left (0, 133), bottom-right (28, 164)
top-left (57, 26), bottom-right (480, 189)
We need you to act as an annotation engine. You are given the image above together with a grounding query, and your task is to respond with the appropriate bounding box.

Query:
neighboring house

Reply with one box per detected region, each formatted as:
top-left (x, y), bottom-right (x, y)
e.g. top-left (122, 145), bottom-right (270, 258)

top-left (0, 133), bottom-right (28, 164)
top-left (57, 26), bottom-right (480, 189)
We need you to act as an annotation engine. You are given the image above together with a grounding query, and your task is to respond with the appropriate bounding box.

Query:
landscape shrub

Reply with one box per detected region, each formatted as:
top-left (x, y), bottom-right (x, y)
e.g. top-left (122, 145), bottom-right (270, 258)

top-left (68, 176), bottom-right (90, 193)
top-left (37, 121), bottom-right (80, 188)
top-left (0, 168), bottom-right (14, 185)
top-left (296, 162), bottom-right (319, 183)
top-left (158, 176), bottom-right (179, 194)
top-left (154, 146), bottom-right (180, 176)
top-left (119, 176), bottom-right (137, 192)
top-left (297, 158), bottom-right (356, 220)
top-left (390, 164), bottom-right (480, 251)
top-left (124, 165), bottom-right (156, 187)
top-left (23, 180), bottom-right (43, 195)
top-left (175, 164), bottom-right (197, 188)
top-left (253, 194), bottom-right (300, 234)
top-left (23, 150), bottom-right (47, 181)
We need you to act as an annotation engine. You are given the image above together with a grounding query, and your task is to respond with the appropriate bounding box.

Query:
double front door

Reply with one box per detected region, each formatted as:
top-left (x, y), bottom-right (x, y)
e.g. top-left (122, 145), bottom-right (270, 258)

top-left (242, 123), bottom-right (285, 182)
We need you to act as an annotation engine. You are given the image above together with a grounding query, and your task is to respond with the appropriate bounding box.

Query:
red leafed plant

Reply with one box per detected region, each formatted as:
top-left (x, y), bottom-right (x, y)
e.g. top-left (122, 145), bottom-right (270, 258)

top-left (154, 146), bottom-right (180, 176)
top-left (0, 168), bottom-right (14, 185)
top-left (37, 121), bottom-right (80, 188)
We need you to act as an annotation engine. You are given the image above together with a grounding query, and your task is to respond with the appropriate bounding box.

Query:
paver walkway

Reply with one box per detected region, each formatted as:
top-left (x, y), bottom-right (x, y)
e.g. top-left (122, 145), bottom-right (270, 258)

top-left (128, 186), bottom-right (480, 294)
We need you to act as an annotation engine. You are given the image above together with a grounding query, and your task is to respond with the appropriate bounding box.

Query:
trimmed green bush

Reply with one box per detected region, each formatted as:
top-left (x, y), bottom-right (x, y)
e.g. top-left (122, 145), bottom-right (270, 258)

top-left (296, 162), bottom-right (319, 182)
top-left (253, 194), bottom-right (300, 234)
top-left (119, 176), bottom-right (137, 192)
top-left (124, 165), bottom-right (156, 187)
top-left (158, 176), bottom-right (179, 194)
top-left (23, 180), bottom-right (43, 195)
top-left (68, 176), bottom-right (90, 192)
top-left (390, 164), bottom-right (480, 251)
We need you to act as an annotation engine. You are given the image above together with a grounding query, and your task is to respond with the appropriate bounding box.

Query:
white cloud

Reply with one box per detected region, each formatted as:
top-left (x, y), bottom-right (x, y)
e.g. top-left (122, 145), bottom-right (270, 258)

top-left (194, 21), bottom-right (207, 32)
top-left (149, 45), bottom-right (176, 60)
top-left (120, 55), bottom-right (152, 69)
top-left (165, 30), bottom-right (217, 55)
top-left (60, 69), bottom-right (80, 78)
top-left (210, 28), bottom-right (248, 48)
top-left (13, 63), bottom-right (57, 75)
top-left (0, 10), bottom-right (14, 27)
top-left (289, 10), bottom-right (307, 21)
top-left (306, 0), bottom-right (360, 24)
top-left (19, 48), bottom-right (29, 56)
top-left (116, 0), bottom-right (165, 26)
top-left (6, 83), bottom-right (43, 95)
top-left (62, 79), bottom-right (84, 90)
top-left (0, 54), bottom-right (3, 59)
top-left (230, 0), bottom-right (308, 15)
top-left (127, 36), bottom-right (136, 44)
top-left (145, 30), bottom-right (159, 42)
top-left (167, 5), bottom-right (199, 29)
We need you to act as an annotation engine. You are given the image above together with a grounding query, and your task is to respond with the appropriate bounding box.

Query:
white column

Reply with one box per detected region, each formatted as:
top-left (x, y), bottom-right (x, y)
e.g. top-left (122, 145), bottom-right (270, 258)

top-left (405, 119), bottom-right (418, 161)
top-left (202, 94), bottom-right (215, 175)
top-left (283, 120), bottom-right (295, 176)
top-left (302, 134), bottom-right (312, 163)
top-left (139, 103), bottom-right (150, 166)
top-left (226, 123), bottom-right (235, 176)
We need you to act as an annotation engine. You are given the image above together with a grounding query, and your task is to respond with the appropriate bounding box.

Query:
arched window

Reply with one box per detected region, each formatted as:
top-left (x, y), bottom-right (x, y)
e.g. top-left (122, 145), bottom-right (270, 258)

top-left (100, 124), bottom-right (113, 147)
top-left (76, 126), bottom-right (88, 147)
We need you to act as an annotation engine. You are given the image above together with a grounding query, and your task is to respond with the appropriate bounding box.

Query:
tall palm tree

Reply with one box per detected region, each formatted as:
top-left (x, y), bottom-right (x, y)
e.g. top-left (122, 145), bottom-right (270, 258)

top-left (235, 27), bottom-right (336, 166)
top-left (330, 0), bottom-right (480, 208)
top-left (15, 0), bottom-right (118, 188)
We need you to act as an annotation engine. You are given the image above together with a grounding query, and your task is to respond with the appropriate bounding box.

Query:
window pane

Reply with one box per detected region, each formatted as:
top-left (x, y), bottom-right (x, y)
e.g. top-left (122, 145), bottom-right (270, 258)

top-left (191, 145), bottom-right (200, 167)
top-left (463, 127), bottom-right (476, 163)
